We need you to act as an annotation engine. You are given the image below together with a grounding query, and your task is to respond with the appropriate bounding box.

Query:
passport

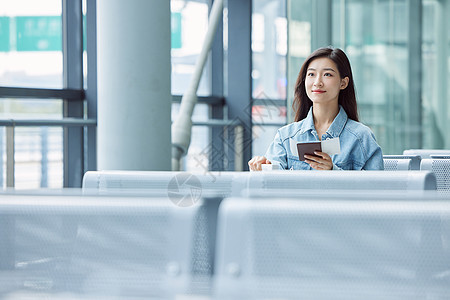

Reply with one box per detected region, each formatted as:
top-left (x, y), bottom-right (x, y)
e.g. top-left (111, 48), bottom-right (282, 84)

top-left (293, 138), bottom-right (341, 161)
top-left (296, 141), bottom-right (322, 161)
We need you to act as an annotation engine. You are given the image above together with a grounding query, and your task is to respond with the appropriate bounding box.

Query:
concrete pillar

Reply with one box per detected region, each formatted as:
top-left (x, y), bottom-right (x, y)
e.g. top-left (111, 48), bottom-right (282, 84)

top-left (97, 0), bottom-right (171, 170)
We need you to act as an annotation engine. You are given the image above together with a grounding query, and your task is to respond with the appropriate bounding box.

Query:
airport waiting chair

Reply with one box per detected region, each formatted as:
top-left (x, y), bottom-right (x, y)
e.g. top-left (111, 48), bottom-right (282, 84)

top-left (383, 155), bottom-right (421, 170)
top-left (83, 171), bottom-right (437, 198)
top-left (214, 197), bottom-right (450, 299)
top-left (420, 156), bottom-right (450, 194)
top-left (404, 149), bottom-right (450, 159)
top-left (82, 170), bottom-right (248, 198)
top-left (0, 192), bottom-right (217, 299)
top-left (246, 170), bottom-right (436, 191)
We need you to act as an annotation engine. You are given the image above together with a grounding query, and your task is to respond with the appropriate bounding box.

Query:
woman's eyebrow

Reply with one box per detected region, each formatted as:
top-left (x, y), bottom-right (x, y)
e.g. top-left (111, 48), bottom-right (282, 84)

top-left (307, 67), bottom-right (337, 73)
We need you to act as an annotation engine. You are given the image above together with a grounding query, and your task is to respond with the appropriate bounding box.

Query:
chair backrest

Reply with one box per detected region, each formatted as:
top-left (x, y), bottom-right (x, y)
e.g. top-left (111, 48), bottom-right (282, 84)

top-left (403, 149), bottom-right (450, 158)
top-left (214, 197), bottom-right (449, 299)
top-left (82, 170), bottom-right (246, 198)
top-left (383, 155), bottom-right (421, 170)
top-left (420, 156), bottom-right (450, 194)
top-left (83, 171), bottom-right (437, 197)
top-left (0, 192), bottom-right (216, 299)
top-left (247, 170), bottom-right (436, 191)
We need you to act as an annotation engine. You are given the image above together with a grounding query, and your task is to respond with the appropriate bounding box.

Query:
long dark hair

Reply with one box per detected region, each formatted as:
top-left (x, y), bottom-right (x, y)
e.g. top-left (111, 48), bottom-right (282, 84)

top-left (292, 47), bottom-right (359, 122)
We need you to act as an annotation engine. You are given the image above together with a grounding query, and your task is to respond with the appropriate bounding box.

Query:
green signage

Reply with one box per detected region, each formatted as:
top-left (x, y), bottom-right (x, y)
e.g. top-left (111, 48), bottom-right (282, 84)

top-left (0, 17), bottom-right (10, 52)
top-left (16, 16), bottom-right (62, 51)
top-left (171, 12), bottom-right (182, 49)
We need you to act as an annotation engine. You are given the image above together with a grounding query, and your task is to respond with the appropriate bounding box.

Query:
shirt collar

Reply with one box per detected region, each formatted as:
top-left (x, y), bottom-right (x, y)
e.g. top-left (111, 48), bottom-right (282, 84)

top-left (300, 105), bottom-right (348, 138)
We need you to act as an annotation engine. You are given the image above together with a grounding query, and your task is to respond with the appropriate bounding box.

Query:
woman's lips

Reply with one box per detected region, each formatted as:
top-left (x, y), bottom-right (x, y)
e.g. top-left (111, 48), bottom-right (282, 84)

top-left (312, 90), bottom-right (325, 93)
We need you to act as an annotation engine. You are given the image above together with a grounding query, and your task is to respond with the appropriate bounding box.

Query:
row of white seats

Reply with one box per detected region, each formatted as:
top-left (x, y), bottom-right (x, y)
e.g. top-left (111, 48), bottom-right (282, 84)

top-left (383, 149), bottom-right (450, 193)
top-left (0, 189), bottom-right (449, 299)
top-left (83, 170), bottom-right (437, 196)
top-left (384, 149), bottom-right (450, 171)
top-left (0, 191), bottom-right (220, 299)
top-left (215, 195), bottom-right (450, 299)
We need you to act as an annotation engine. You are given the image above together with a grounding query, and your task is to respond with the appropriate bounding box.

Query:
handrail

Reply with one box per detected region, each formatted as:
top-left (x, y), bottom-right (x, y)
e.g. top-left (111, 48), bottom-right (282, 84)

top-left (0, 118), bottom-right (97, 127)
top-left (0, 119), bottom-right (242, 128)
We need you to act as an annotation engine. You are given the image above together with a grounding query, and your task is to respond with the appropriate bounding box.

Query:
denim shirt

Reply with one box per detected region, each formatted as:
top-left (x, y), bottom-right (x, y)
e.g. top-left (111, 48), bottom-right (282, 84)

top-left (265, 106), bottom-right (384, 170)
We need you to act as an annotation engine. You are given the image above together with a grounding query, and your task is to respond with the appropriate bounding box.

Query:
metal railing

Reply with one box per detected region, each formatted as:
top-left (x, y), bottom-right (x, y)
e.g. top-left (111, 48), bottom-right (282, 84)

top-left (0, 117), bottom-right (246, 188)
top-left (0, 118), bottom-right (96, 188)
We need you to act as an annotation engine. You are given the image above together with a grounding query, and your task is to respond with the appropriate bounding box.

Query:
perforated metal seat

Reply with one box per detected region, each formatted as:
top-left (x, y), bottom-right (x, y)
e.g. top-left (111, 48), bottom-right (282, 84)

top-left (215, 197), bottom-right (450, 299)
top-left (420, 156), bottom-right (450, 194)
top-left (0, 193), bottom-right (216, 299)
top-left (82, 170), bottom-right (247, 198)
top-left (383, 155), bottom-right (421, 170)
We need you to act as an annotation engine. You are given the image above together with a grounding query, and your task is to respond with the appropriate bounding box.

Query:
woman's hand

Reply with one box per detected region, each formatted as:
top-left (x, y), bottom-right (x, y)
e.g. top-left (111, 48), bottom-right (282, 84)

top-left (248, 156), bottom-right (271, 171)
top-left (304, 151), bottom-right (333, 170)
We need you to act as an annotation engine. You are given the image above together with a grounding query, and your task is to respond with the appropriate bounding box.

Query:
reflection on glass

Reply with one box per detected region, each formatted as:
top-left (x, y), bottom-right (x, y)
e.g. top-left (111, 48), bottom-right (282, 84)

top-left (330, 0), bottom-right (450, 153)
top-left (421, 0), bottom-right (449, 150)
top-left (0, 0), bottom-right (63, 88)
top-left (252, 0), bottom-right (287, 100)
top-left (171, 0), bottom-right (211, 96)
top-left (332, 0), bottom-right (415, 154)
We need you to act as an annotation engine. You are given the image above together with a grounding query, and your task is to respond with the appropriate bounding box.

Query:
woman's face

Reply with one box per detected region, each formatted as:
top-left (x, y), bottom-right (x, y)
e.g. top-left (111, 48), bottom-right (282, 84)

top-left (304, 57), bottom-right (349, 106)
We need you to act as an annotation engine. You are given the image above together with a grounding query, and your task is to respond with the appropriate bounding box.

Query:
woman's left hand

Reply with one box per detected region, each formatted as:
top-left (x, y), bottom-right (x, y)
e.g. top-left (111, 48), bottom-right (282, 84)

top-left (304, 151), bottom-right (333, 170)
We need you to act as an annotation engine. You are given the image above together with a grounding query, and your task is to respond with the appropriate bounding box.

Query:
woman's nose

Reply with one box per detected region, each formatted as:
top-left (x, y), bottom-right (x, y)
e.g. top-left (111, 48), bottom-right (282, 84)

top-left (314, 78), bottom-right (323, 87)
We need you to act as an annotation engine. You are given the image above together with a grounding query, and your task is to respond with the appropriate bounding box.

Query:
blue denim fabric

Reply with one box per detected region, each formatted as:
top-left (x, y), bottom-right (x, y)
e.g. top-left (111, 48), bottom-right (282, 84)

top-left (264, 106), bottom-right (384, 170)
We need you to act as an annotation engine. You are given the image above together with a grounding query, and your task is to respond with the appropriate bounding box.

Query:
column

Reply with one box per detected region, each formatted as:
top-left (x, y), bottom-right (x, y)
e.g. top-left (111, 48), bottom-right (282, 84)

top-left (97, 0), bottom-right (171, 170)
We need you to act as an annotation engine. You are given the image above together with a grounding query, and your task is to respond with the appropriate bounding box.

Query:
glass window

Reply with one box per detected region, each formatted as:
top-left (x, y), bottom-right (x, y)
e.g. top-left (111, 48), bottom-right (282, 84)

top-left (252, 0), bottom-right (287, 100)
top-left (251, 102), bottom-right (286, 155)
top-left (331, 0), bottom-right (413, 154)
top-left (14, 127), bottom-right (63, 189)
top-left (0, 99), bottom-right (63, 119)
top-left (172, 103), bottom-right (210, 171)
top-left (0, 126), bottom-right (63, 189)
top-left (0, 0), bottom-right (63, 88)
top-left (0, 98), bottom-right (63, 189)
top-left (421, 0), bottom-right (449, 150)
top-left (171, 0), bottom-right (211, 96)
top-left (287, 0), bottom-right (312, 123)
top-left (330, 0), bottom-right (450, 154)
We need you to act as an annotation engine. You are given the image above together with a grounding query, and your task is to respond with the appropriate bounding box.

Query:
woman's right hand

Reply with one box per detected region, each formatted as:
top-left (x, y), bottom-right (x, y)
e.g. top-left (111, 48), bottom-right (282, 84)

top-left (248, 156), bottom-right (271, 171)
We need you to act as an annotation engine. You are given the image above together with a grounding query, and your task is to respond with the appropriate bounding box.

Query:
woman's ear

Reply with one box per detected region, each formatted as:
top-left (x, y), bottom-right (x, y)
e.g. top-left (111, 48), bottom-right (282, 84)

top-left (340, 77), bottom-right (349, 90)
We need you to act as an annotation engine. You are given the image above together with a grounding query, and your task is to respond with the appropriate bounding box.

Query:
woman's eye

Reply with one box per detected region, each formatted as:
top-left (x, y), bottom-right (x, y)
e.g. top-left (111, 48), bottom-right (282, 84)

top-left (324, 73), bottom-right (332, 77)
top-left (307, 73), bottom-right (314, 76)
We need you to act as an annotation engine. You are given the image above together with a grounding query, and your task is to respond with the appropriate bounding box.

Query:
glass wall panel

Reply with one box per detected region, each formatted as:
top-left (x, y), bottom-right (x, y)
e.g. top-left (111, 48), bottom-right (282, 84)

top-left (329, 0), bottom-right (450, 153)
top-left (421, 0), bottom-right (449, 149)
top-left (0, 126), bottom-right (63, 189)
top-left (252, 103), bottom-right (286, 155)
top-left (0, 98), bottom-right (64, 189)
top-left (14, 127), bottom-right (63, 189)
top-left (287, 0), bottom-right (312, 123)
top-left (172, 103), bottom-right (210, 171)
top-left (0, 0), bottom-right (63, 88)
top-left (331, 0), bottom-right (414, 154)
top-left (171, 0), bottom-right (211, 96)
top-left (0, 99), bottom-right (63, 119)
top-left (252, 0), bottom-right (287, 100)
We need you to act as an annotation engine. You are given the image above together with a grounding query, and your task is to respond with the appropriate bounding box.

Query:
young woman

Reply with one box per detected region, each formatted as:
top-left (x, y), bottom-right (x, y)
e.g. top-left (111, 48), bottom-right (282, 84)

top-left (248, 47), bottom-right (383, 171)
